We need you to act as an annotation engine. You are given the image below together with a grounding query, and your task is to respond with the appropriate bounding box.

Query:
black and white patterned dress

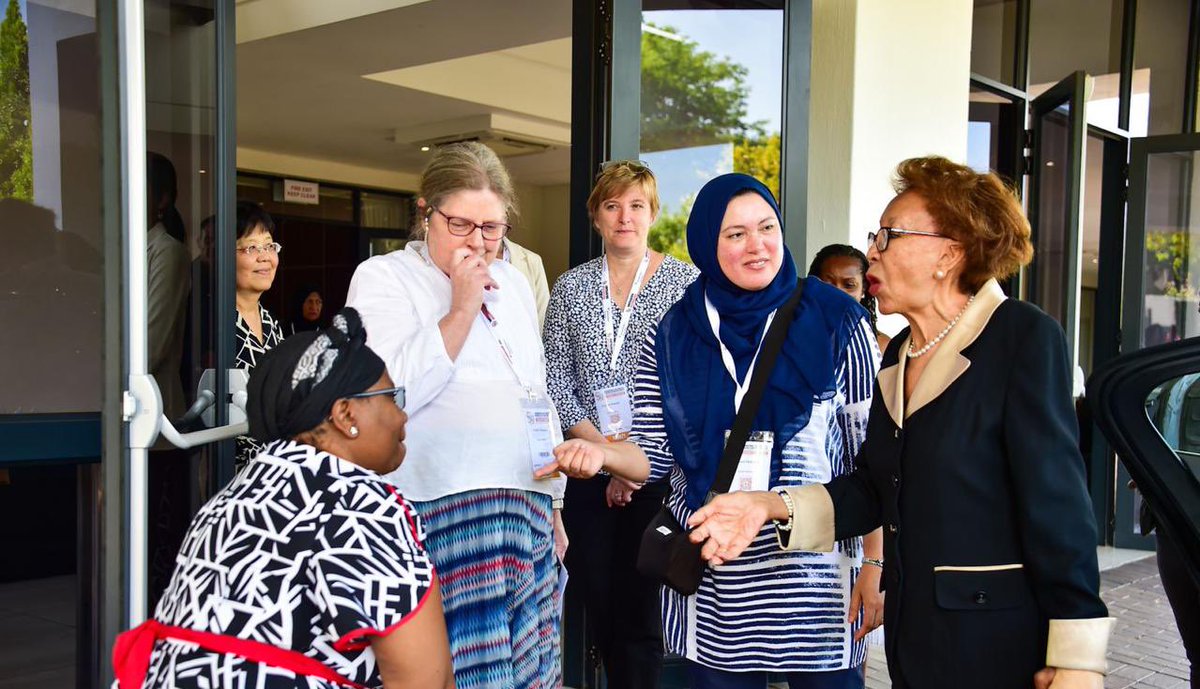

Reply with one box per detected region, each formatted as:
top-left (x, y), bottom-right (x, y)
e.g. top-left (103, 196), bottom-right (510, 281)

top-left (142, 440), bottom-right (435, 688)
top-left (543, 255), bottom-right (698, 431)
top-left (235, 303), bottom-right (285, 469)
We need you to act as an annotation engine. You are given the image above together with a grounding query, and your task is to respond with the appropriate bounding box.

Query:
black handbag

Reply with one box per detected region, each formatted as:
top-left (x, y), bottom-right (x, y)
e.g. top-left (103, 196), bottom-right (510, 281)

top-left (636, 280), bottom-right (805, 595)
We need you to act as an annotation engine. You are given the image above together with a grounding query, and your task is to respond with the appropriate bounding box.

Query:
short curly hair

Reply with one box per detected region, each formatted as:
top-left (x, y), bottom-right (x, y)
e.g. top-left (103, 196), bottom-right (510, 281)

top-left (893, 156), bottom-right (1033, 292)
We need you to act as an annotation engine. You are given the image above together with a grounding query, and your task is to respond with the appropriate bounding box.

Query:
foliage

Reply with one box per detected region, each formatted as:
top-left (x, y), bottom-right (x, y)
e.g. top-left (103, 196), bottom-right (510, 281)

top-left (0, 0), bottom-right (32, 201)
top-left (732, 133), bottom-right (781, 201)
top-left (649, 198), bottom-right (691, 263)
top-left (641, 23), bottom-right (764, 153)
top-left (1145, 229), bottom-right (1197, 298)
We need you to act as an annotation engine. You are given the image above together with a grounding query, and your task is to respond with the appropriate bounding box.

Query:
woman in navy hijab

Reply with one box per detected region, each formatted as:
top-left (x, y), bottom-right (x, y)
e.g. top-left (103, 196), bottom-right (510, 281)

top-left (541, 174), bottom-right (883, 688)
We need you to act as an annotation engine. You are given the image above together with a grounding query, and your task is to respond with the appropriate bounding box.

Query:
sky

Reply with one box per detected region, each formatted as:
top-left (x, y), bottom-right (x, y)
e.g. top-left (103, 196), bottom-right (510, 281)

top-left (644, 9), bottom-right (785, 134)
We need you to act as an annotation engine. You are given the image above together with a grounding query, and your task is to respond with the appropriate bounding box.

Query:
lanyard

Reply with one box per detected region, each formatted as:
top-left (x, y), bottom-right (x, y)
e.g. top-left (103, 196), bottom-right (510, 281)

top-left (480, 303), bottom-right (536, 397)
top-left (601, 251), bottom-right (651, 372)
top-left (704, 295), bottom-right (776, 412)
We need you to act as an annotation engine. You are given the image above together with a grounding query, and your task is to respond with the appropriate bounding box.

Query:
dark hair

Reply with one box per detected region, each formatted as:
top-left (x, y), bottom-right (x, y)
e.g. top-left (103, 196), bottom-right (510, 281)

top-left (808, 243), bottom-right (877, 330)
top-left (148, 152), bottom-right (185, 243)
top-left (236, 200), bottom-right (276, 240)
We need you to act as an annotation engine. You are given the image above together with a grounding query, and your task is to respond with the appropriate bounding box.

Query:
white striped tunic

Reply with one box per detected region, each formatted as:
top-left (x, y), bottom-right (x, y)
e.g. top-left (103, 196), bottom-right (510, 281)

top-left (630, 316), bottom-right (880, 672)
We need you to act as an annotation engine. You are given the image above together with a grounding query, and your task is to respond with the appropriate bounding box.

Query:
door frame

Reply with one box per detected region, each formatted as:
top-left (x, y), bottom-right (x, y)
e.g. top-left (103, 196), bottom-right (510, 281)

top-left (98, 1), bottom-right (239, 686)
top-left (1026, 71), bottom-right (1091, 372)
top-left (1116, 132), bottom-right (1200, 548)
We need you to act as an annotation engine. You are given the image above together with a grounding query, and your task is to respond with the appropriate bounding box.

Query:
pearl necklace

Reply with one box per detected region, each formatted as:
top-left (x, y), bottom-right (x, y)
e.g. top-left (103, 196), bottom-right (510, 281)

top-left (907, 293), bottom-right (976, 359)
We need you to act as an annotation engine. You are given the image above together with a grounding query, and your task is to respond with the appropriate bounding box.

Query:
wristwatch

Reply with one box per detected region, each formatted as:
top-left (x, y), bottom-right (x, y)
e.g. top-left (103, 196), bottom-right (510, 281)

top-left (863, 557), bottom-right (884, 569)
top-left (772, 487), bottom-right (795, 532)
top-left (552, 498), bottom-right (564, 510)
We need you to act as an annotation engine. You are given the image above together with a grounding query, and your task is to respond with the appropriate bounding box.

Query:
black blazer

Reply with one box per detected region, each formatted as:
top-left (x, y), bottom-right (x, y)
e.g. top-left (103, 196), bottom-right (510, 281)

top-left (814, 281), bottom-right (1109, 687)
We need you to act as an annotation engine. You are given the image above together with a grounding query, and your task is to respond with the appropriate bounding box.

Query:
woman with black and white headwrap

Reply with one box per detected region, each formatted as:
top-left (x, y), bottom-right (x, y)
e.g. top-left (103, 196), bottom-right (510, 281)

top-left (112, 308), bottom-right (454, 689)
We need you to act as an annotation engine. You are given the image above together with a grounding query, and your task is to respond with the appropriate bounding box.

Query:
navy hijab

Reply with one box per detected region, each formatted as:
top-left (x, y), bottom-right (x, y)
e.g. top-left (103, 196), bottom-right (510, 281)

top-left (653, 174), bottom-right (866, 509)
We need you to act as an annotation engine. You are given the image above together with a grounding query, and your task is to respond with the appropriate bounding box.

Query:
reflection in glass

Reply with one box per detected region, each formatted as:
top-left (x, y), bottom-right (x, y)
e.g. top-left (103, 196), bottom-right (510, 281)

top-left (1027, 0), bottom-right (1122, 131)
top-left (0, 1), bottom-right (103, 414)
top-left (639, 3), bottom-right (783, 263)
top-left (1135, 0), bottom-right (1192, 136)
top-left (1031, 104), bottom-right (1073, 330)
top-left (970, 0), bottom-right (1018, 86)
top-left (1145, 375), bottom-right (1200, 483)
top-left (1139, 151), bottom-right (1200, 346)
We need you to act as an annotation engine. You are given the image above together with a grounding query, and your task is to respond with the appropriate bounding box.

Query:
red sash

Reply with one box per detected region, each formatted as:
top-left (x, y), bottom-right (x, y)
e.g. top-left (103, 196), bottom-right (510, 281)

top-left (112, 619), bottom-right (369, 689)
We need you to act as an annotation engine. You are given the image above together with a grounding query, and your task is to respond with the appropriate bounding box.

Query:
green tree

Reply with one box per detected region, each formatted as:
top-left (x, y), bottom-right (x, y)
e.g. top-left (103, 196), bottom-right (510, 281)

top-left (649, 198), bottom-right (692, 263)
top-left (733, 133), bottom-right (781, 201)
top-left (0, 0), bottom-right (33, 201)
top-left (641, 23), bottom-right (764, 152)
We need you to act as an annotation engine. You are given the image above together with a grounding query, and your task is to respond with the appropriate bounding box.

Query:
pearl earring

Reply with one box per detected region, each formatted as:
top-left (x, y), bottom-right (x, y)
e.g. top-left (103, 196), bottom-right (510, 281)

top-left (349, 426), bottom-right (359, 438)
top-left (935, 270), bottom-right (945, 280)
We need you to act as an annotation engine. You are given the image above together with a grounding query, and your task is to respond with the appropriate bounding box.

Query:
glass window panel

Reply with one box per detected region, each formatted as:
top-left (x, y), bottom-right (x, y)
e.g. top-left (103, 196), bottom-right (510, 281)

top-left (971, 0), bottom-right (1019, 86)
top-left (0, 1), bottom-right (103, 414)
top-left (640, 1), bottom-right (783, 263)
top-left (1134, 0), bottom-right (1192, 136)
top-left (1139, 150), bottom-right (1200, 346)
top-left (1028, 0), bottom-right (1123, 131)
top-left (1032, 103), bottom-right (1074, 328)
top-left (361, 191), bottom-right (411, 230)
top-left (967, 85), bottom-right (1024, 183)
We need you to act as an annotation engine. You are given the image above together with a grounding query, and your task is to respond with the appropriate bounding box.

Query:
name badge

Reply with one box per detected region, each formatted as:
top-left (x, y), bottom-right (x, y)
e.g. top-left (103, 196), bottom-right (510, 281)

top-left (726, 430), bottom-right (773, 492)
top-left (593, 384), bottom-right (633, 441)
top-left (522, 395), bottom-right (564, 477)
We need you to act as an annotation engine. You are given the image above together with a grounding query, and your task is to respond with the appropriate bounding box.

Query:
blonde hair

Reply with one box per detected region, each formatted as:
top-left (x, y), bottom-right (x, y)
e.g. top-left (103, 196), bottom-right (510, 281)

top-left (586, 161), bottom-right (660, 222)
top-left (415, 142), bottom-right (518, 238)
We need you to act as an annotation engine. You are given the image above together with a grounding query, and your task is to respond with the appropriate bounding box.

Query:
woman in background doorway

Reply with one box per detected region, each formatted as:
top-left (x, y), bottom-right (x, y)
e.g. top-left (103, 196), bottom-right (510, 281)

top-left (234, 200), bottom-right (284, 471)
top-left (289, 284), bottom-right (327, 334)
top-left (809, 244), bottom-right (890, 353)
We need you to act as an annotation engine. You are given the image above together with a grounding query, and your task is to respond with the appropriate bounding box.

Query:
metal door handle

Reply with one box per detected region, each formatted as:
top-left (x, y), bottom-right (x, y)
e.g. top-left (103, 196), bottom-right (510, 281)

top-left (126, 369), bottom-right (250, 450)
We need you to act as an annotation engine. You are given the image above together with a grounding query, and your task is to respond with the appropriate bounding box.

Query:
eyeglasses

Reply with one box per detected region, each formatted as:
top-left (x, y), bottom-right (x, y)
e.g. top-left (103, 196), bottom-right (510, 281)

top-left (237, 242), bottom-right (282, 257)
top-left (343, 386), bottom-right (406, 409)
top-left (597, 159), bottom-right (652, 178)
top-left (868, 227), bottom-right (947, 253)
top-left (432, 207), bottom-right (511, 241)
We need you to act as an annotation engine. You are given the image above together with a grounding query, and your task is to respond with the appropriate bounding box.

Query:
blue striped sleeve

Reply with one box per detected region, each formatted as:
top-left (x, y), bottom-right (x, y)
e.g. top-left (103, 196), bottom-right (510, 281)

top-left (628, 327), bottom-right (675, 484)
top-left (835, 316), bottom-right (880, 476)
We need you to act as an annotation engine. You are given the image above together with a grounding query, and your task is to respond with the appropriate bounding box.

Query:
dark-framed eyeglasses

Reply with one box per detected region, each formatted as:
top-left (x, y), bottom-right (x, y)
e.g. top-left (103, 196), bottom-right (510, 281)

top-left (597, 159), bottom-right (652, 178)
top-left (868, 227), bottom-right (947, 253)
top-left (432, 207), bottom-right (510, 240)
top-left (343, 386), bottom-right (406, 409)
top-left (237, 242), bottom-right (282, 257)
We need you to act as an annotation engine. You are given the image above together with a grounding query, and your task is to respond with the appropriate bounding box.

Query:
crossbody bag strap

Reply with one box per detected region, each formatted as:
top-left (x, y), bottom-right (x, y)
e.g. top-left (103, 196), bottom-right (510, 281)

top-left (706, 279), bottom-right (805, 501)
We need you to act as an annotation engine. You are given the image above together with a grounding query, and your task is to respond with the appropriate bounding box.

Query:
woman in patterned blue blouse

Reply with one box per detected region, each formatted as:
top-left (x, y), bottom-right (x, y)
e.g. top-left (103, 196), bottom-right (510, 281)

top-left (543, 160), bottom-right (697, 688)
top-left (541, 173), bottom-right (883, 689)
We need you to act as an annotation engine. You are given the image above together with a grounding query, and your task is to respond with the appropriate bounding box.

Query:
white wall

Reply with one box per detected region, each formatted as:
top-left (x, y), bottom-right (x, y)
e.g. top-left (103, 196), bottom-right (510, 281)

top-left (808, 0), bottom-right (972, 333)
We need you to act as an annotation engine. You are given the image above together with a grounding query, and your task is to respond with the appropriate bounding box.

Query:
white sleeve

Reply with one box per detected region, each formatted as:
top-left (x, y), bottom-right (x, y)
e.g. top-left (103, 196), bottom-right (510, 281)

top-left (346, 258), bottom-right (456, 416)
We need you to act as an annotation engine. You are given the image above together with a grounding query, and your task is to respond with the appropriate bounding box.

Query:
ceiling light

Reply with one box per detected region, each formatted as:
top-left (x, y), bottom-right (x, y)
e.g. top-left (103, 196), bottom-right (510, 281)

top-left (420, 146), bottom-right (431, 152)
top-left (198, 169), bottom-right (207, 174)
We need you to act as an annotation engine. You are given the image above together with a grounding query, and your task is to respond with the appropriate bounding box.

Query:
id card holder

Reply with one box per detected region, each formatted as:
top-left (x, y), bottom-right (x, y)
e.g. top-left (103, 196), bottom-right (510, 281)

top-left (522, 393), bottom-right (564, 478)
top-left (593, 384), bottom-right (633, 441)
top-left (725, 430), bottom-right (774, 492)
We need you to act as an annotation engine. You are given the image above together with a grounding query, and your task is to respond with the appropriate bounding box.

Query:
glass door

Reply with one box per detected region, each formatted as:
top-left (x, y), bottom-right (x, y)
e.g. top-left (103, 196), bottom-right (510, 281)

top-left (1117, 132), bottom-right (1200, 547)
top-left (98, 0), bottom-right (237, 685)
top-left (1027, 71), bottom-right (1092, 372)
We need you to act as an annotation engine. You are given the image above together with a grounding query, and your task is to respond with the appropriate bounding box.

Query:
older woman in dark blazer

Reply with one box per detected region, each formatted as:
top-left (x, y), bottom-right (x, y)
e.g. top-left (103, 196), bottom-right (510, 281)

top-left (687, 157), bottom-right (1113, 689)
